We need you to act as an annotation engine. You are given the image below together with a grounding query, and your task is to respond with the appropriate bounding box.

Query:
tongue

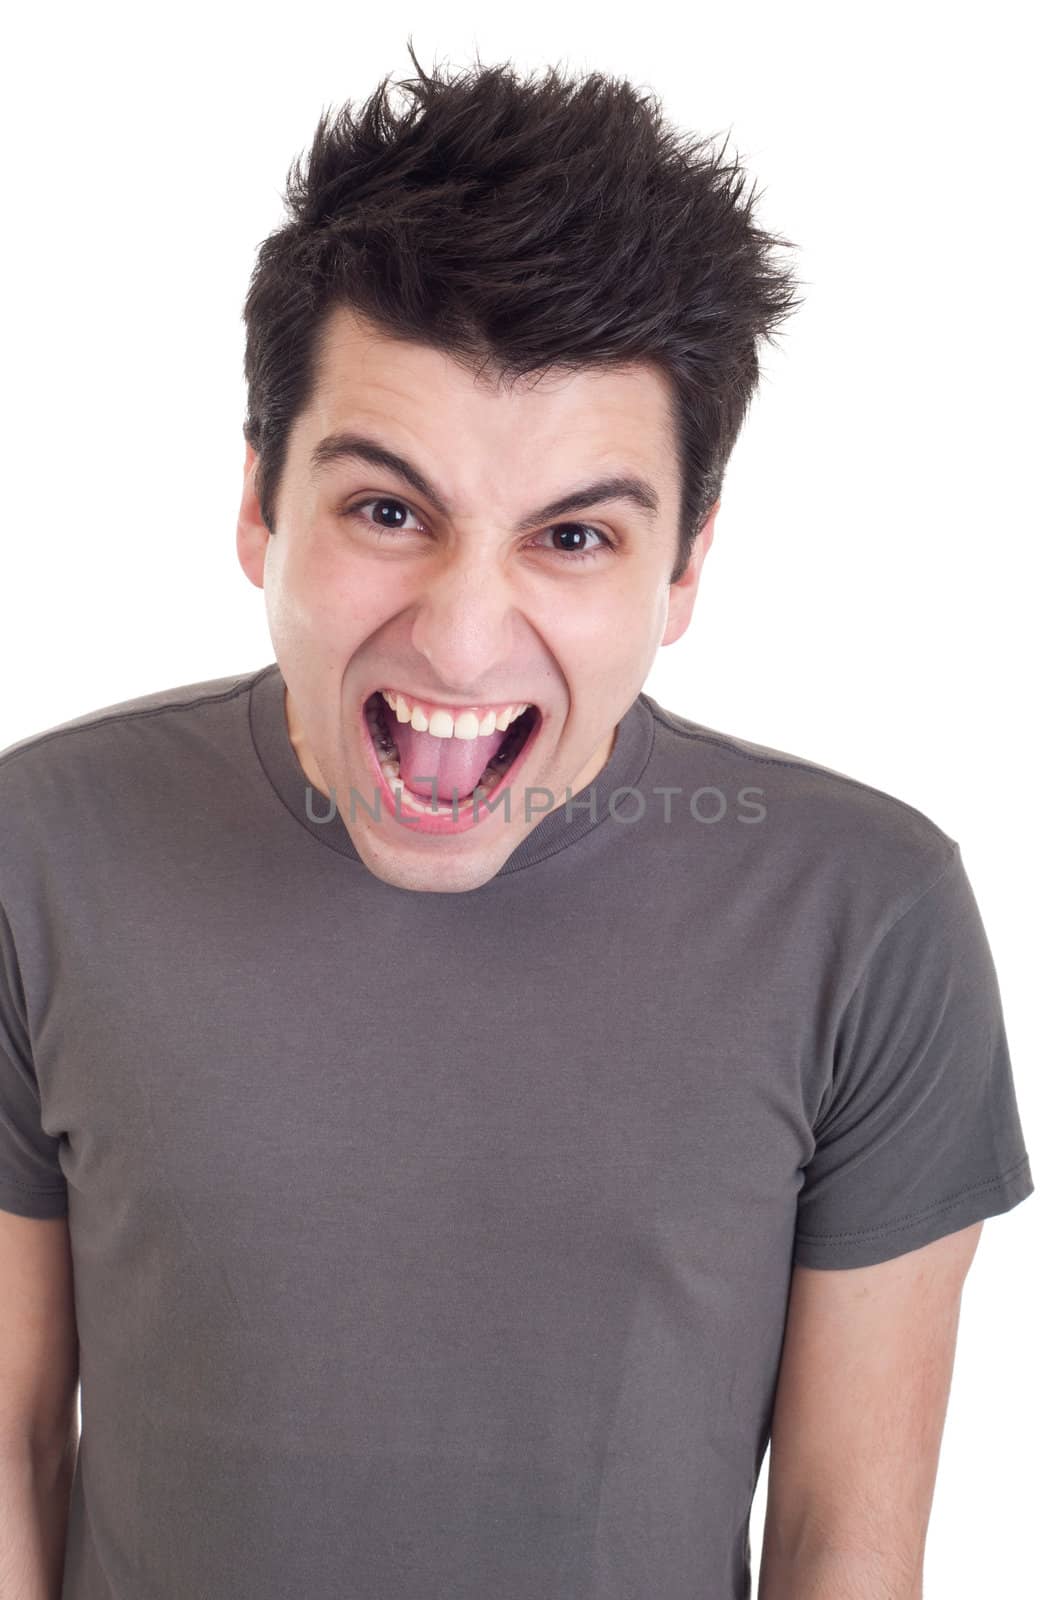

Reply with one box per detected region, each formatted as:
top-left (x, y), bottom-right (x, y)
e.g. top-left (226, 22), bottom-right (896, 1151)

top-left (385, 703), bottom-right (512, 800)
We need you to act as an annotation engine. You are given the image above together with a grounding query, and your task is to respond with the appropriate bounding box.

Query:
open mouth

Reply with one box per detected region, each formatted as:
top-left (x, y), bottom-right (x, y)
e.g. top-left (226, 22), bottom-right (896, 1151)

top-left (362, 690), bottom-right (541, 816)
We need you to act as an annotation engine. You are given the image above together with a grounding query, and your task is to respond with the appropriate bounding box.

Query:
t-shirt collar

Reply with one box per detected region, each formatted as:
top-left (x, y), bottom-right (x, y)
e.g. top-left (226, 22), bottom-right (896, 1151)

top-left (248, 661), bottom-right (655, 875)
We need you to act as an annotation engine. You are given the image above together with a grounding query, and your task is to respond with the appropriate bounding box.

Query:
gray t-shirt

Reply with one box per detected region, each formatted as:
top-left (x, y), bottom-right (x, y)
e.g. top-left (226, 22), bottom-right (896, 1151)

top-left (0, 661), bottom-right (1034, 1600)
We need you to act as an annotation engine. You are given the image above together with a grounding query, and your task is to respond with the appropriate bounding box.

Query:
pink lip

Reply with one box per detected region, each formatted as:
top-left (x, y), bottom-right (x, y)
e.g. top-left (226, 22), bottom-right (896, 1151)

top-left (356, 700), bottom-right (545, 838)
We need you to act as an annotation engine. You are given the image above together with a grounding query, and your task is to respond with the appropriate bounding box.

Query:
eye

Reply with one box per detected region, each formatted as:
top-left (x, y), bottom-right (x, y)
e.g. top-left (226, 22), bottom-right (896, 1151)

top-left (528, 524), bottom-right (615, 564)
top-left (342, 497), bottom-right (616, 564)
top-left (343, 497), bottom-right (426, 534)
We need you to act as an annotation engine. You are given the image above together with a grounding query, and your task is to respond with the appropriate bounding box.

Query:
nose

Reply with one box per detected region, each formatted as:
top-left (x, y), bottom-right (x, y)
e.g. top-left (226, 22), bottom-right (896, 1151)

top-left (408, 542), bottom-right (521, 694)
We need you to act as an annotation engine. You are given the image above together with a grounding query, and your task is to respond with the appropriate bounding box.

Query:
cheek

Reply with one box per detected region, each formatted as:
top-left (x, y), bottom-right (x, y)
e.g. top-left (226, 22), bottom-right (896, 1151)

top-left (554, 581), bottom-right (663, 660)
top-left (267, 540), bottom-right (374, 639)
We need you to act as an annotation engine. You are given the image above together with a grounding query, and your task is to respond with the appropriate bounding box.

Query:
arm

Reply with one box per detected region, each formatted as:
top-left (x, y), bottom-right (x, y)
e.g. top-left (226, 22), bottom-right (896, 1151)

top-left (0, 1209), bottom-right (80, 1600)
top-left (757, 1222), bottom-right (982, 1600)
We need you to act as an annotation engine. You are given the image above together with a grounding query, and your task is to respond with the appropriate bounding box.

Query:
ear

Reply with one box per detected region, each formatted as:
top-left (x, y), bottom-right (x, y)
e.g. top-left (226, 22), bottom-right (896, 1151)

top-left (661, 499), bottom-right (720, 647)
top-left (236, 440), bottom-right (270, 590)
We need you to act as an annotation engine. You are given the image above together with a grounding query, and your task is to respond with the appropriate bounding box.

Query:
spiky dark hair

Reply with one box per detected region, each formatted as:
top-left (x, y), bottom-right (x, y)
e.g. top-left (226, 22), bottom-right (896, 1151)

top-left (242, 40), bottom-right (802, 582)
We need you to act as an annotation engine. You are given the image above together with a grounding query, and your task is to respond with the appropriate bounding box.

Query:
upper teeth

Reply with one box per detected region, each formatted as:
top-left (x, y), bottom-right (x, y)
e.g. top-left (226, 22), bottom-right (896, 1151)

top-left (380, 689), bottom-right (532, 741)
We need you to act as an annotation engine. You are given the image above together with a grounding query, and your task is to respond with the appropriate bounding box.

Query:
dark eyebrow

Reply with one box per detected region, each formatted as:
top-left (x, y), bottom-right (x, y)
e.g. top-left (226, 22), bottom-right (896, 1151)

top-left (308, 430), bottom-right (660, 532)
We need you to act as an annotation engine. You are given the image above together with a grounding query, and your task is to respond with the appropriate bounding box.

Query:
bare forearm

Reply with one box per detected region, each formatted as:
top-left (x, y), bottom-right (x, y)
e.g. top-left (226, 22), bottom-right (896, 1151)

top-left (758, 1543), bottom-right (922, 1600)
top-left (0, 1434), bottom-right (77, 1600)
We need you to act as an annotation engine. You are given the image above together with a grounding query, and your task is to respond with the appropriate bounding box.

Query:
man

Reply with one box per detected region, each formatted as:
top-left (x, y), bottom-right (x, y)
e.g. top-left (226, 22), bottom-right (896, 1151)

top-left (0, 46), bottom-right (1034, 1600)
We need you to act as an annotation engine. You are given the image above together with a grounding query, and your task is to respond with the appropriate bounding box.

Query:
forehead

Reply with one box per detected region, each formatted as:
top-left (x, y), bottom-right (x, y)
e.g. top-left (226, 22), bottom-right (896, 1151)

top-left (301, 305), bottom-right (677, 470)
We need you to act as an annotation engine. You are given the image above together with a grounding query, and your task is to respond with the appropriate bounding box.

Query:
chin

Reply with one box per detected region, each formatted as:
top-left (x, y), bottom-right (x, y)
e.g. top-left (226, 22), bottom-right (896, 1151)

top-left (346, 822), bottom-right (514, 895)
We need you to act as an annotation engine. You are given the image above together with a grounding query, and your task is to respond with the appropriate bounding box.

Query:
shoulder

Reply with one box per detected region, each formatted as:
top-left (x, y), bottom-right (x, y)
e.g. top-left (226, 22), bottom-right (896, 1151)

top-left (0, 664), bottom-right (272, 795)
top-left (638, 692), bottom-right (958, 918)
top-left (0, 665), bottom-right (268, 774)
top-left (0, 663), bottom-right (274, 870)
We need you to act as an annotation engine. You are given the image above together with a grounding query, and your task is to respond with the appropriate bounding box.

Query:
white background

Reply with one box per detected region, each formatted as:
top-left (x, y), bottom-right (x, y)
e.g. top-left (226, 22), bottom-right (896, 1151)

top-left (2, 2), bottom-right (1057, 1591)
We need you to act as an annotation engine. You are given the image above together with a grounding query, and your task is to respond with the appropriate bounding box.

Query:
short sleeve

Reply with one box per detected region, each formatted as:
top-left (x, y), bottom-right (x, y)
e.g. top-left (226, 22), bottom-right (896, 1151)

top-left (794, 844), bottom-right (1034, 1269)
top-left (0, 899), bottom-right (68, 1219)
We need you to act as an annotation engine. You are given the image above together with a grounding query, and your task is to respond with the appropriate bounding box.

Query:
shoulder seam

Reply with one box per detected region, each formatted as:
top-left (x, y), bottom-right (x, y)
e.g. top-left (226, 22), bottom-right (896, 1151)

top-left (810, 841), bottom-right (964, 1138)
top-left (0, 667), bottom-right (272, 777)
top-left (834, 839), bottom-right (963, 1026)
top-left (644, 701), bottom-right (954, 847)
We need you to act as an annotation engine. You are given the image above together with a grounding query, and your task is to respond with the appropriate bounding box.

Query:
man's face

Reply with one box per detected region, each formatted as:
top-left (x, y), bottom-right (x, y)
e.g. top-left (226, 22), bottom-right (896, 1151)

top-left (237, 305), bottom-right (716, 894)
